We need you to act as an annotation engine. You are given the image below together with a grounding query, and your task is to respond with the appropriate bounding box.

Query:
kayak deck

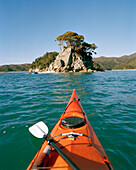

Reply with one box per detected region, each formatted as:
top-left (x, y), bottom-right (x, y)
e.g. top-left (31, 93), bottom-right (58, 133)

top-left (27, 89), bottom-right (113, 170)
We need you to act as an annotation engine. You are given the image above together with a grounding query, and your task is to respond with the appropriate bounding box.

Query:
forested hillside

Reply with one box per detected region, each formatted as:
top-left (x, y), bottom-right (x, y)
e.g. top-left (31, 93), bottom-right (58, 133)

top-left (29, 52), bottom-right (59, 71)
top-left (93, 53), bottom-right (136, 70)
top-left (0, 64), bottom-right (30, 72)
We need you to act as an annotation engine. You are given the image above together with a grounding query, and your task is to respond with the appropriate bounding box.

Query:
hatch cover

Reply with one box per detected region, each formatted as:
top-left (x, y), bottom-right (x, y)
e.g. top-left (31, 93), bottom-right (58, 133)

top-left (61, 116), bottom-right (85, 129)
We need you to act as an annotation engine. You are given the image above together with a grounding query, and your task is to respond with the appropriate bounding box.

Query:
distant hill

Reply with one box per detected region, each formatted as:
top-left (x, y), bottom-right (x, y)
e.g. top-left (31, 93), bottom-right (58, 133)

top-left (1, 52), bottom-right (135, 72)
top-left (93, 53), bottom-right (136, 70)
top-left (0, 64), bottom-right (30, 72)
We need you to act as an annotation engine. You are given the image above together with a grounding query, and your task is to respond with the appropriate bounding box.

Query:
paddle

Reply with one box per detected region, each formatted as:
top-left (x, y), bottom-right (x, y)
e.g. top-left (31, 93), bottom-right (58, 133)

top-left (29, 121), bottom-right (80, 170)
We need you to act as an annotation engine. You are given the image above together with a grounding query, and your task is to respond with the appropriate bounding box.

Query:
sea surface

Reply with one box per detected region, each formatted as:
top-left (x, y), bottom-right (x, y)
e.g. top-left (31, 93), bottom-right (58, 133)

top-left (0, 71), bottom-right (136, 170)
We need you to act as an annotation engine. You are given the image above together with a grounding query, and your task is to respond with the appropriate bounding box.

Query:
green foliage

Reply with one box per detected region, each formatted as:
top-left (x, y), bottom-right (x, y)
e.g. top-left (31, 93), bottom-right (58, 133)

top-left (93, 62), bottom-right (104, 71)
top-left (55, 31), bottom-right (97, 56)
top-left (29, 52), bottom-right (58, 70)
top-left (93, 56), bottom-right (117, 70)
top-left (113, 57), bottom-right (136, 69)
top-left (0, 64), bottom-right (30, 72)
top-left (93, 53), bottom-right (136, 70)
top-left (56, 31), bottom-right (82, 47)
top-left (78, 42), bottom-right (97, 56)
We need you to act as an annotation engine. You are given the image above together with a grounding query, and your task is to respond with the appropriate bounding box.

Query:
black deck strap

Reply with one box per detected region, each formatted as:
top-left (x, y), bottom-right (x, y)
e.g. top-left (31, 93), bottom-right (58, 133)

top-left (104, 161), bottom-right (113, 170)
top-left (63, 100), bottom-right (74, 114)
top-left (74, 99), bottom-right (86, 115)
top-left (54, 136), bottom-right (69, 143)
top-left (86, 126), bottom-right (92, 146)
top-left (54, 133), bottom-right (90, 139)
top-left (91, 146), bottom-right (112, 169)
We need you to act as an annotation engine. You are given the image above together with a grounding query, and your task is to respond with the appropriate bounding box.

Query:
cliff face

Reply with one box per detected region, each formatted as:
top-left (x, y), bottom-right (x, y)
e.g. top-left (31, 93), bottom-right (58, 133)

top-left (48, 47), bottom-right (94, 72)
top-left (29, 47), bottom-right (102, 73)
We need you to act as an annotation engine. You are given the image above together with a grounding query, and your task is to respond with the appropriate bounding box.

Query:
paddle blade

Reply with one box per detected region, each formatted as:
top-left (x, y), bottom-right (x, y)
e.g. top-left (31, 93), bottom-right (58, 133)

top-left (29, 121), bottom-right (49, 138)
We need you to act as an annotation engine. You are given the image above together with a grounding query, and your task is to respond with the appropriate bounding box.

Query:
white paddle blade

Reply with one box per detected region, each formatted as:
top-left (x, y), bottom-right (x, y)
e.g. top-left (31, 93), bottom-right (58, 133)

top-left (29, 121), bottom-right (49, 138)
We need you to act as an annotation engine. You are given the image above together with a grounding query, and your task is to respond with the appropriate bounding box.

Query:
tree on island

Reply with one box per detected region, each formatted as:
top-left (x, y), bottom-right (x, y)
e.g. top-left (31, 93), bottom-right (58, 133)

top-left (55, 31), bottom-right (97, 58)
top-left (28, 31), bottom-right (102, 73)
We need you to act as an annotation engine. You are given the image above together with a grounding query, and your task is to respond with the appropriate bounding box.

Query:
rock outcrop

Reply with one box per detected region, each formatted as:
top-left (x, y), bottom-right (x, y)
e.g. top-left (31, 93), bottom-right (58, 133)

top-left (48, 47), bottom-right (94, 73)
top-left (28, 47), bottom-right (103, 73)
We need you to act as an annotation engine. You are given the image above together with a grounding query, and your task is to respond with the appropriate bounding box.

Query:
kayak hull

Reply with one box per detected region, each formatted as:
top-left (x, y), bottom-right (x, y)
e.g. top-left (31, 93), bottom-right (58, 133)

top-left (27, 89), bottom-right (113, 170)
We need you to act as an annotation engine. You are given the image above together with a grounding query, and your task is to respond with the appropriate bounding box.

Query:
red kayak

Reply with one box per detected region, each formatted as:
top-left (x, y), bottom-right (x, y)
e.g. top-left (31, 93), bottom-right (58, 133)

top-left (27, 89), bottom-right (113, 170)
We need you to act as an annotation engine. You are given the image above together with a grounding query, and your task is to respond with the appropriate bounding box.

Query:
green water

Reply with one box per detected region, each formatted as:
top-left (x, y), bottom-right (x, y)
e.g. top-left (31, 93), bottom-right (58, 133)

top-left (0, 71), bottom-right (136, 169)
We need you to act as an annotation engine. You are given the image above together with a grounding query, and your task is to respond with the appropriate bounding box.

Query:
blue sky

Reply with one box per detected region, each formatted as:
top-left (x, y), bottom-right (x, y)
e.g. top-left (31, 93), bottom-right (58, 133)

top-left (0, 0), bottom-right (136, 65)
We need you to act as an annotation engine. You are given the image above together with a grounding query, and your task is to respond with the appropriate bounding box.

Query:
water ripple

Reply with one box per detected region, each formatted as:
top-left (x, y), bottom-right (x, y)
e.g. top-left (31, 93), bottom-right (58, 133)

top-left (0, 71), bottom-right (136, 169)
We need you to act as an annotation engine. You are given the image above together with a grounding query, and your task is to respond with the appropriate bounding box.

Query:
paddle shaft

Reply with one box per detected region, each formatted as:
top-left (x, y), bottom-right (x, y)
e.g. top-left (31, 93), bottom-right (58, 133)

top-left (29, 123), bottom-right (80, 169)
top-left (48, 138), bottom-right (80, 170)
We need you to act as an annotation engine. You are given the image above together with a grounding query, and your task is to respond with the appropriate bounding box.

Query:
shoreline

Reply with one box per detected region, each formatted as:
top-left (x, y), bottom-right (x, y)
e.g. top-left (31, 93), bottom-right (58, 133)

top-left (0, 71), bottom-right (27, 73)
top-left (112, 69), bottom-right (136, 71)
top-left (0, 69), bottom-right (136, 73)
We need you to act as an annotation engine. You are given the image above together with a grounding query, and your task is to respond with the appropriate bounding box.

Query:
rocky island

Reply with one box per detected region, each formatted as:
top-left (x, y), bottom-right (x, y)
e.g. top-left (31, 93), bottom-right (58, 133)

top-left (29, 31), bottom-right (103, 73)
top-left (0, 32), bottom-right (135, 73)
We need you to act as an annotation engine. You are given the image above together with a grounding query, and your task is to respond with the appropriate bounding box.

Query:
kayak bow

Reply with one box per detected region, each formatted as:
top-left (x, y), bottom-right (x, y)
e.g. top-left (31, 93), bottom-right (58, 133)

top-left (27, 89), bottom-right (113, 170)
